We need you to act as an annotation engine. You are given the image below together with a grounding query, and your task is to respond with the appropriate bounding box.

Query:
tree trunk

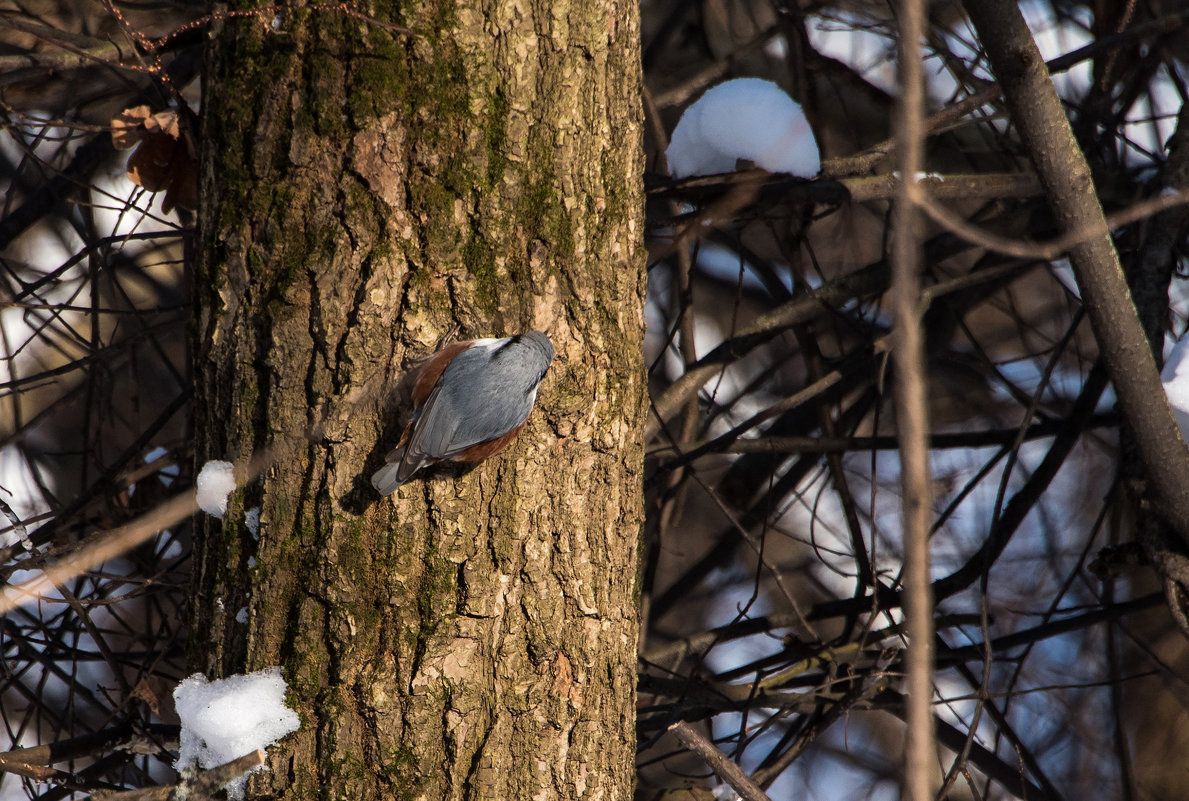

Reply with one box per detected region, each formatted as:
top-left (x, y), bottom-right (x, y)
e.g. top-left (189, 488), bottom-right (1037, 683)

top-left (190, 3), bottom-right (645, 799)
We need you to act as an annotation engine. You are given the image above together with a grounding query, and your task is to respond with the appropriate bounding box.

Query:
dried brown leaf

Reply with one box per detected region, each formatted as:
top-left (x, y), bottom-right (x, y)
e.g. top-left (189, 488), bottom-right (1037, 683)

top-left (111, 105), bottom-right (152, 150)
top-left (163, 152), bottom-right (198, 213)
top-left (126, 131), bottom-right (176, 192)
top-left (145, 109), bottom-right (181, 139)
top-left (124, 126), bottom-right (198, 211)
top-left (129, 678), bottom-right (162, 716)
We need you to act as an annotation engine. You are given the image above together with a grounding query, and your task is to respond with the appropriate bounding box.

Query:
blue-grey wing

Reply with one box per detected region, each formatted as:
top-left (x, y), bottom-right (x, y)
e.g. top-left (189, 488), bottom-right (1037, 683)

top-left (404, 356), bottom-right (526, 456)
top-left (396, 334), bottom-right (552, 480)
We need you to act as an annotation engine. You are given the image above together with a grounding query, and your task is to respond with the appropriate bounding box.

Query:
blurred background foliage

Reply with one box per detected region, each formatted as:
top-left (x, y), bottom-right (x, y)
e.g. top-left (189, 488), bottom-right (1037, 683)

top-left (2, 0), bottom-right (1188, 799)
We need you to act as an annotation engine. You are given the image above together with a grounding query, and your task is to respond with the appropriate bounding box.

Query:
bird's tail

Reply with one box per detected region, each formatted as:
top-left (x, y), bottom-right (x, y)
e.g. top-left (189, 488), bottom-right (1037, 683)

top-left (370, 461), bottom-right (403, 496)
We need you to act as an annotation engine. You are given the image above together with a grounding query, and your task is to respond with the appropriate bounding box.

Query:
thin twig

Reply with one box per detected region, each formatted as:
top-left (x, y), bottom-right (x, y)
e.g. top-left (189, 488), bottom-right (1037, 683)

top-left (667, 721), bottom-right (774, 801)
top-left (917, 189), bottom-right (1189, 260)
top-left (964, 0), bottom-right (1189, 554)
top-left (0, 450), bottom-right (269, 617)
top-left (892, 0), bottom-right (938, 798)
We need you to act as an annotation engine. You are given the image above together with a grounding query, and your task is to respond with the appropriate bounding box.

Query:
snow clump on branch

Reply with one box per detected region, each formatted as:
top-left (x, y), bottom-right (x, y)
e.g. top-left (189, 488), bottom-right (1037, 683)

top-left (666, 77), bottom-right (820, 179)
top-left (173, 667), bottom-right (300, 801)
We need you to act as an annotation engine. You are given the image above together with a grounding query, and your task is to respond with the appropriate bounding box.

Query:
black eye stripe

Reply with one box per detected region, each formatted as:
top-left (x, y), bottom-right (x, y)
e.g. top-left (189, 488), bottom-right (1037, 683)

top-left (494, 335), bottom-right (523, 356)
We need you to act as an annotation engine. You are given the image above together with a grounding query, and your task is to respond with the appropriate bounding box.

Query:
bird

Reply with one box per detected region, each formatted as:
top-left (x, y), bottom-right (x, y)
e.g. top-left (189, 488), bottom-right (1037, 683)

top-left (371, 330), bottom-right (555, 495)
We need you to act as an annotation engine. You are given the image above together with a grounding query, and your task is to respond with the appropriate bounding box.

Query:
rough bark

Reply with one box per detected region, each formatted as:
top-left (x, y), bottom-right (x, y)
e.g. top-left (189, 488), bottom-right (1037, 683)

top-left (191, 2), bottom-right (645, 800)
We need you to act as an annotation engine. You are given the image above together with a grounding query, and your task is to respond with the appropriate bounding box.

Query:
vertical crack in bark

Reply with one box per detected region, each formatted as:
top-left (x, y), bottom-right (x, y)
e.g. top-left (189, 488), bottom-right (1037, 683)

top-left (196, 3), bottom-right (643, 798)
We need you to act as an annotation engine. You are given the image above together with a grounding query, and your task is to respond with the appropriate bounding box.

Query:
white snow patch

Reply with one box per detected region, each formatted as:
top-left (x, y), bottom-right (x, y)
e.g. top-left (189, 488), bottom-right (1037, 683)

top-left (696, 242), bottom-right (793, 295)
top-left (1049, 258), bottom-right (1080, 300)
top-left (244, 506), bottom-right (261, 537)
top-left (1161, 333), bottom-right (1189, 441)
top-left (158, 532), bottom-right (184, 560)
top-left (892, 171), bottom-right (945, 182)
top-left (173, 668), bottom-right (300, 801)
top-left (667, 78), bottom-right (820, 179)
top-left (196, 460), bottom-right (236, 518)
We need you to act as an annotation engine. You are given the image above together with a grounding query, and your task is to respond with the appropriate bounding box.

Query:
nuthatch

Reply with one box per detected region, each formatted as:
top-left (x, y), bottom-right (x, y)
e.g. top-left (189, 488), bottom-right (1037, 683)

top-left (371, 331), bottom-right (555, 495)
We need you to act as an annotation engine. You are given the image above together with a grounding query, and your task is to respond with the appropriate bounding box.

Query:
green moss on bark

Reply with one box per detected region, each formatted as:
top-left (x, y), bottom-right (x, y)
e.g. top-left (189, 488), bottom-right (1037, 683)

top-left (196, 1), bottom-right (644, 798)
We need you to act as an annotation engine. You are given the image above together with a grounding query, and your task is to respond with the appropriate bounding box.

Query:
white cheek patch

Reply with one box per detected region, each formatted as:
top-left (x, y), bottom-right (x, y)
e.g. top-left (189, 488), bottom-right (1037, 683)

top-left (466, 337), bottom-right (506, 353)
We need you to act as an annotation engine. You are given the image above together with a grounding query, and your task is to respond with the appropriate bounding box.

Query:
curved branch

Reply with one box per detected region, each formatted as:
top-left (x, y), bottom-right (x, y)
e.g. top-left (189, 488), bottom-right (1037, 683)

top-left (963, 0), bottom-right (1189, 550)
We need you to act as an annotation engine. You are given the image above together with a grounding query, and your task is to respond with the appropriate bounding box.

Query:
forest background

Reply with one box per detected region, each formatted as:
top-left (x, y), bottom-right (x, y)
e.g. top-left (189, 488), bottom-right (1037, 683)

top-left (2, 1), bottom-right (1189, 800)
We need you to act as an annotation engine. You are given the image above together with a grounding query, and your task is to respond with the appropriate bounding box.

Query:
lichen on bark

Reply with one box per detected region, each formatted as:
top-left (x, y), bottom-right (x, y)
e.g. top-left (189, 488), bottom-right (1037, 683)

top-left (192, 1), bottom-right (644, 799)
